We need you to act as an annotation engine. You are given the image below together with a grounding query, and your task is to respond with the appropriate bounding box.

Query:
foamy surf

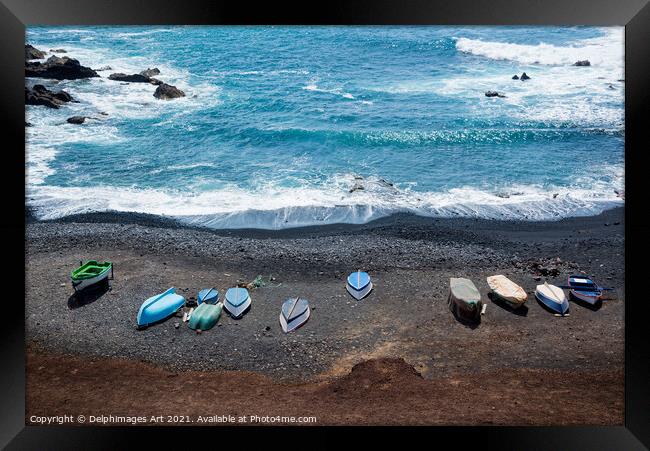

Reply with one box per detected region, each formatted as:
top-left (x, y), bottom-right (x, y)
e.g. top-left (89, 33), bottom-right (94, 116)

top-left (27, 173), bottom-right (624, 229)
top-left (455, 28), bottom-right (624, 69)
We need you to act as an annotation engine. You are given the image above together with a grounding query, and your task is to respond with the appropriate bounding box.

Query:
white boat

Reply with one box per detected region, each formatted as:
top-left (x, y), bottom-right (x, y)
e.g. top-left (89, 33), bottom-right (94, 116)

top-left (279, 297), bottom-right (311, 333)
top-left (486, 275), bottom-right (527, 308)
top-left (535, 282), bottom-right (569, 315)
top-left (346, 271), bottom-right (373, 300)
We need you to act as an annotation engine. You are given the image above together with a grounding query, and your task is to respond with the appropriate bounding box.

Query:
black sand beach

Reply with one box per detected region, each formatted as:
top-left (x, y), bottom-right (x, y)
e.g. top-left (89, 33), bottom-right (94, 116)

top-left (25, 207), bottom-right (625, 425)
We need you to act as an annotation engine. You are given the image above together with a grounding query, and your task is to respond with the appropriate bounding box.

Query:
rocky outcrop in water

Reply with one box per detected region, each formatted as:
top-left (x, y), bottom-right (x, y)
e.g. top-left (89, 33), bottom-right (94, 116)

top-left (109, 68), bottom-right (163, 85)
top-left (25, 84), bottom-right (74, 109)
top-left (26, 56), bottom-right (99, 80)
top-left (25, 44), bottom-right (45, 60)
top-left (520, 72), bottom-right (530, 80)
top-left (153, 83), bottom-right (185, 100)
top-left (109, 73), bottom-right (153, 83)
top-left (66, 116), bottom-right (87, 125)
top-left (573, 60), bottom-right (591, 66)
top-left (140, 68), bottom-right (160, 78)
top-left (512, 74), bottom-right (519, 80)
top-left (50, 48), bottom-right (67, 53)
top-left (485, 90), bottom-right (506, 98)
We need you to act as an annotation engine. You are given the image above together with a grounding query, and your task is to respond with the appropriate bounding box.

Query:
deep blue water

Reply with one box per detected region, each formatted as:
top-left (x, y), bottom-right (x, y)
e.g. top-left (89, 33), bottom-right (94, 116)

top-left (26, 26), bottom-right (624, 229)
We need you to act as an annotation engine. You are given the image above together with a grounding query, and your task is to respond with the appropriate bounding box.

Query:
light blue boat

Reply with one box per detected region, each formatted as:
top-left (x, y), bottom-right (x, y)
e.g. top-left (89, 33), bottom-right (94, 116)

top-left (198, 288), bottom-right (219, 305)
top-left (137, 287), bottom-right (185, 328)
top-left (224, 287), bottom-right (251, 318)
top-left (346, 271), bottom-right (373, 300)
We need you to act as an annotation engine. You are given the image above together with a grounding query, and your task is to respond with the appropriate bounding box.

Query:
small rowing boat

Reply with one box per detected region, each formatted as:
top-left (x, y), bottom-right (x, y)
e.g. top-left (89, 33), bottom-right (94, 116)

top-left (188, 301), bottom-right (223, 331)
top-left (486, 275), bottom-right (527, 308)
top-left (71, 260), bottom-right (112, 292)
top-left (280, 297), bottom-right (311, 333)
top-left (448, 278), bottom-right (482, 321)
top-left (535, 282), bottom-right (569, 315)
top-left (137, 287), bottom-right (185, 328)
top-left (224, 287), bottom-right (251, 318)
top-left (567, 275), bottom-right (603, 305)
top-left (197, 288), bottom-right (219, 305)
top-left (346, 271), bottom-right (373, 300)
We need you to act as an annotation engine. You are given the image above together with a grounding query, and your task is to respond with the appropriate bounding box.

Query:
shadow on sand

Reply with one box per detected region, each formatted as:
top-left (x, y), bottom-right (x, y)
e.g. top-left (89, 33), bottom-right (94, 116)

top-left (449, 300), bottom-right (481, 329)
top-left (67, 281), bottom-right (110, 309)
top-left (569, 293), bottom-right (603, 312)
top-left (487, 292), bottom-right (529, 317)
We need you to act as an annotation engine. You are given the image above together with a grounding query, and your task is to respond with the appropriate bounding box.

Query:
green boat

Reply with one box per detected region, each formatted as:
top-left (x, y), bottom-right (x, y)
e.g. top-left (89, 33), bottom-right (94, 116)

top-left (188, 302), bottom-right (223, 331)
top-left (71, 260), bottom-right (113, 291)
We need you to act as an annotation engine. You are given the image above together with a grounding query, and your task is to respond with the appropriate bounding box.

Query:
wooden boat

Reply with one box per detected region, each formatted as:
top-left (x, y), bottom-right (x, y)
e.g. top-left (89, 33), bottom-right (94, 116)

top-left (448, 278), bottom-right (482, 321)
top-left (346, 271), bottom-right (373, 300)
top-left (535, 282), bottom-right (569, 315)
top-left (280, 297), bottom-right (311, 333)
top-left (188, 302), bottom-right (223, 331)
top-left (486, 275), bottom-right (527, 308)
top-left (197, 288), bottom-right (219, 305)
top-left (567, 275), bottom-right (603, 305)
top-left (71, 260), bottom-right (112, 291)
top-left (224, 287), bottom-right (251, 318)
top-left (137, 287), bottom-right (185, 328)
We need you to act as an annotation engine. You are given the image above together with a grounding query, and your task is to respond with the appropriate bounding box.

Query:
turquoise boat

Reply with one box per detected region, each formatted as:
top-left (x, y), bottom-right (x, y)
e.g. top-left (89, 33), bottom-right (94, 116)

top-left (137, 287), bottom-right (185, 328)
top-left (188, 302), bottom-right (223, 331)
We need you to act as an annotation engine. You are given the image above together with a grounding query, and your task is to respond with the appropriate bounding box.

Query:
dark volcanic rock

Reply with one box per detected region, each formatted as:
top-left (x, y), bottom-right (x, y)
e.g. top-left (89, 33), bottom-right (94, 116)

top-left (485, 90), bottom-right (506, 98)
top-left (108, 73), bottom-right (152, 83)
top-left (153, 83), bottom-right (185, 100)
top-left (95, 66), bottom-right (113, 71)
top-left (512, 74), bottom-right (519, 80)
top-left (66, 116), bottom-right (86, 125)
top-left (26, 56), bottom-right (99, 80)
top-left (25, 44), bottom-right (46, 60)
top-left (140, 67), bottom-right (160, 78)
top-left (50, 48), bottom-right (67, 53)
top-left (520, 72), bottom-right (531, 80)
top-left (573, 60), bottom-right (591, 66)
top-left (25, 84), bottom-right (74, 109)
top-left (109, 69), bottom-right (163, 85)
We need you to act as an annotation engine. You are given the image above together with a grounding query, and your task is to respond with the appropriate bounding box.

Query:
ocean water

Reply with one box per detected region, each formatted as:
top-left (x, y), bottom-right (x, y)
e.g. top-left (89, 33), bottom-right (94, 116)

top-left (26, 26), bottom-right (625, 229)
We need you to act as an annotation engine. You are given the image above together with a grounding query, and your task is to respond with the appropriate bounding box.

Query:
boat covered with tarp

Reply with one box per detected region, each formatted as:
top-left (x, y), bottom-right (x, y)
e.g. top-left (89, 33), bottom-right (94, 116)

top-left (448, 277), bottom-right (482, 321)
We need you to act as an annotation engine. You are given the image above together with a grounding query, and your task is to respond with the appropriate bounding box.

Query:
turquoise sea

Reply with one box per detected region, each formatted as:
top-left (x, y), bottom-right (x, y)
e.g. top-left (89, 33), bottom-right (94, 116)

top-left (26, 26), bottom-right (624, 229)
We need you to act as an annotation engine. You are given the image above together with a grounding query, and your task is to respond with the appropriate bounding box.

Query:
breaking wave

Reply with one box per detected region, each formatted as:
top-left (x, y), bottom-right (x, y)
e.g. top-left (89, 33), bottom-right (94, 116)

top-left (27, 173), bottom-right (624, 229)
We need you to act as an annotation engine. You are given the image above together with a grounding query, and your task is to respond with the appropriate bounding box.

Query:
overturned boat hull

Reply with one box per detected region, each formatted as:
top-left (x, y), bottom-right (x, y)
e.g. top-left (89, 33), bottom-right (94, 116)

top-left (486, 275), bottom-right (527, 308)
top-left (137, 287), bottom-right (185, 328)
top-left (448, 277), bottom-right (482, 321)
top-left (188, 302), bottom-right (223, 331)
top-left (224, 287), bottom-right (251, 318)
top-left (535, 283), bottom-right (569, 315)
top-left (280, 297), bottom-right (310, 333)
top-left (346, 271), bottom-right (372, 300)
top-left (198, 288), bottom-right (219, 305)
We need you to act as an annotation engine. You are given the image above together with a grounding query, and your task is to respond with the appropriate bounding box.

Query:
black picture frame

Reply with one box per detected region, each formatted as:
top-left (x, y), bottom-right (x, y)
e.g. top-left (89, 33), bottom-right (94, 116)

top-left (2, 0), bottom-right (648, 448)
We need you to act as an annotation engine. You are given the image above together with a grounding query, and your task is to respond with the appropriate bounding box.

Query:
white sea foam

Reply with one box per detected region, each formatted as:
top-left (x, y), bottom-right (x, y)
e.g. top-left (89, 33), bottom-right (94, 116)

top-left (455, 28), bottom-right (624, 69)
top-left (302, 83), bottom-right (355, 99)
top-left (27, 171), bottom-right (624, 229)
